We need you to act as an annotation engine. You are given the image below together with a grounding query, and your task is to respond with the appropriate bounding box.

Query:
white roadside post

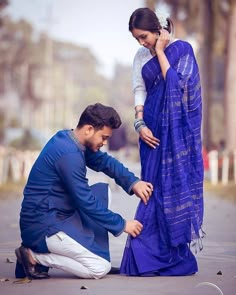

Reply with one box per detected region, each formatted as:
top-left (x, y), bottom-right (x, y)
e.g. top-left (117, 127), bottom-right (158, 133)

top-left (221, 150), bottom-right (229, 185)
top-left (208, 150), bottom-right (218, 185)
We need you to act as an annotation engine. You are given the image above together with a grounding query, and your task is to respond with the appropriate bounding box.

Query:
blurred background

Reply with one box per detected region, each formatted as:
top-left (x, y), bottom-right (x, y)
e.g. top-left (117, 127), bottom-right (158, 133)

top-left (0, 0), bottom-right (236, 191)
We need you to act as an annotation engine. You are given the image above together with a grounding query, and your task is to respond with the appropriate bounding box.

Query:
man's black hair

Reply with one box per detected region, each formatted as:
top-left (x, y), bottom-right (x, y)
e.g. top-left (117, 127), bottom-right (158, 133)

top-left (77, 103), bottom-right (122, 130)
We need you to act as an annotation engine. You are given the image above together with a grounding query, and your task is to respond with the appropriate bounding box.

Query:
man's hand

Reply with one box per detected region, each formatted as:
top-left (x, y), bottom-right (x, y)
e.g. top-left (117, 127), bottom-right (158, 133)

top-left (125, 220), bottom-right (143, 237)
top-left (132, 181), bottom-right (153, 205)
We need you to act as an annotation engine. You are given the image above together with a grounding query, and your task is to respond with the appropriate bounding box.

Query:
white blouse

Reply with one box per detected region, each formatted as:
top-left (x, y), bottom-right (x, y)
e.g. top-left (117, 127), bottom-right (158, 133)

top-left (133, 40), bottom-right (177, 107)
top-left (132, 47), bottom-right (153, 107)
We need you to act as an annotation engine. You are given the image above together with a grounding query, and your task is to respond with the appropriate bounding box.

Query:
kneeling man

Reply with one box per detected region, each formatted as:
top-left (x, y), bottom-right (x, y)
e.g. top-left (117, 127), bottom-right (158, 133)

top-left (15, 103), bottom-right (153, 279)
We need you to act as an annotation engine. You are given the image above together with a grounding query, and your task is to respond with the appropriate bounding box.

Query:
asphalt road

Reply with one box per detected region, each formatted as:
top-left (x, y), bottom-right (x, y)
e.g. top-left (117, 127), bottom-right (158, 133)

top-left (0, 162), bottom-right (235, 294)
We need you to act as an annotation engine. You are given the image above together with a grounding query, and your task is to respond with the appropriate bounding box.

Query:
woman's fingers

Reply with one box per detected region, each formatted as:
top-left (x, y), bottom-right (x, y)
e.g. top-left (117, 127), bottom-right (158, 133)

top-left (143, 136), bottom-right (160, 148)
top-left (156, 29), bottom-right (171, 49)
top-left (140, 127), bottom-right (160, 148)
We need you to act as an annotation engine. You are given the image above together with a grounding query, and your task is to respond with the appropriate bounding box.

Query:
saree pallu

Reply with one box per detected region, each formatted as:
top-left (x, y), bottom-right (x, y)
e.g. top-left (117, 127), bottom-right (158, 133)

top-left (120, 40), bottom-right (204, 276)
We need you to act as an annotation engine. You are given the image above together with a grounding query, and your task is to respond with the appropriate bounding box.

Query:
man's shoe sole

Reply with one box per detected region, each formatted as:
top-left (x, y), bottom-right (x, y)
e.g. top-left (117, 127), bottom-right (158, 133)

top-left (15, 247), bottom-right (50, 280)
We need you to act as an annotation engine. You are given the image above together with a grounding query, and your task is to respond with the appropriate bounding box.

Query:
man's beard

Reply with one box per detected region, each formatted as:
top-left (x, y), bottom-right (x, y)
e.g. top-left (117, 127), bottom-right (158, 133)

top-left (85, 140), bottom-right (101, 152)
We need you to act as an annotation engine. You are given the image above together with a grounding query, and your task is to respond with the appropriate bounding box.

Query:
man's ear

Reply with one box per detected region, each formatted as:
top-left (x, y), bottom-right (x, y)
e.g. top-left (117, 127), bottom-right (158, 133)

top-left (85, 125), bottom-right (94, 136)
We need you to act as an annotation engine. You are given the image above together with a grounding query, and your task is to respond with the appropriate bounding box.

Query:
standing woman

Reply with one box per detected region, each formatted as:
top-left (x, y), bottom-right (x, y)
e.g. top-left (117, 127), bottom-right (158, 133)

top-left (120, 7), bottom-right (204, 276)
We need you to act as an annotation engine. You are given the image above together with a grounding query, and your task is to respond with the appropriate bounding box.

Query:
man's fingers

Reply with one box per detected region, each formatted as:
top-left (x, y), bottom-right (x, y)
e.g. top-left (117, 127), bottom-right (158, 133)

top-left (146, 183), bottom-right (153, 195)
top-left (140, 194), bottom-right (147, 205)
top-left (129, 221), bottom-right (143, 237)
top-left (147, 182), bottom-right (154, 191)
top-left (135, 220), bottom-right (143, 228)
top-left (125, 220), bottom-right (143, 237)
top-left (138, 222), bottom-right (143, 230)
top-left (134, 223), bottom-right (143, 236)
top-left (144, 189), bottom-right (151, 200)
top-left (139, 189), bottom-right (150, 204)
top-left (137, 182), bottom-right (154, 204)
top-left (144, 183), bottom-right (153, 197)
top-left (132, 181), bottom-right (154, 204)
top-left (141, 193), bottom-right (150, 205)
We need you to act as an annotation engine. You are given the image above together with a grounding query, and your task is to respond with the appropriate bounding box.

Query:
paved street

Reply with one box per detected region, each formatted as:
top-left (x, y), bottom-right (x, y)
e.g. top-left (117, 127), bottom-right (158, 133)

top-left (0, 162), bottom-right (236, 294)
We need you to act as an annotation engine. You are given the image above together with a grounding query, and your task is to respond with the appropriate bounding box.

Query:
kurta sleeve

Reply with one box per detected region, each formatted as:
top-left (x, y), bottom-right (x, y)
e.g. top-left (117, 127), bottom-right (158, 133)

top-left (55, 151), bottom-right (125, 237)
top-left (85, 149), bottom-right (139, 194)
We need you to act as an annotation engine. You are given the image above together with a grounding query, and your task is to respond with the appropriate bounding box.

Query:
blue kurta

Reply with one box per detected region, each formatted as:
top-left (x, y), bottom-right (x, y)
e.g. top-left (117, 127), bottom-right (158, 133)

top-left (20, 129), bottom-right (139, 261)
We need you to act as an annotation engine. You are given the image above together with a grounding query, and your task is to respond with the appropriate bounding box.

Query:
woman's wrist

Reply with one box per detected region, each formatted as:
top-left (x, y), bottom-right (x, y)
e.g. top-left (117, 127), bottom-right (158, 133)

top-left (134, 118), bottom-right (146, 133)
top-left (134, 106), bottom-right (144, 119)
top-left (135, 109), bottom-right (143, 119)
top-left (155, 49), bottom-right (165, 56)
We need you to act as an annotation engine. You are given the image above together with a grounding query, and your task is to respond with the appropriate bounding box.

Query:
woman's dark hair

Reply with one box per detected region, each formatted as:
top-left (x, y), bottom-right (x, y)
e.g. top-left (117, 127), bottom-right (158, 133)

top-left (77, 103), bottom-right (121, 130)
top-left (129, 7), bottom-right (172, 34)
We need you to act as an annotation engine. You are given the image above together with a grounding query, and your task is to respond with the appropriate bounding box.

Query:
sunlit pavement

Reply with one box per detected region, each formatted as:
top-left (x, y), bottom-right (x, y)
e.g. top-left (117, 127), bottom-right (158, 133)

top-left (0, 161), bottom-right (235, 295)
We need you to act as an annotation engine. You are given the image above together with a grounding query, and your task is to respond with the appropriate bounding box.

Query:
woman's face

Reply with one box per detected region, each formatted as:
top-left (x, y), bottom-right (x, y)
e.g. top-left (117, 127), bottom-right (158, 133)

top-left (132, 28), bottom-right (158, 49)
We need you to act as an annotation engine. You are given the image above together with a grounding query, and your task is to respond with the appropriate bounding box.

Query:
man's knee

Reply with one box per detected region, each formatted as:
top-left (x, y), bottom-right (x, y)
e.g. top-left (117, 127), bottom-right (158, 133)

top-left (91, 261), bottom-right (111, 279)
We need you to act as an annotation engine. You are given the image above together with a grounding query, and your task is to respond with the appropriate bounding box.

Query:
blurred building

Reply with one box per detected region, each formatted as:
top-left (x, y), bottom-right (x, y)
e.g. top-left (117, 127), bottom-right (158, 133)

top-left (0, 17), bottom-right (109, 146)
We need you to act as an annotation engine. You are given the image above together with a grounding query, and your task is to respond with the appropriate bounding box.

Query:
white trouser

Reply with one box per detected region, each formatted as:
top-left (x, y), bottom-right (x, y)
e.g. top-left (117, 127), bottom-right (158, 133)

top-left (31, 231), bottom-right (111, 279)
top-left (31, 188), bottom-right (112, 279)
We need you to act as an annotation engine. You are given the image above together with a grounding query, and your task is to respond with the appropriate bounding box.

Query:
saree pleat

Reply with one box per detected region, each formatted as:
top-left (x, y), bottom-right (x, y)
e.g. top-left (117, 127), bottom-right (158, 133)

top-left (120, 41), bottom-right (204, 276)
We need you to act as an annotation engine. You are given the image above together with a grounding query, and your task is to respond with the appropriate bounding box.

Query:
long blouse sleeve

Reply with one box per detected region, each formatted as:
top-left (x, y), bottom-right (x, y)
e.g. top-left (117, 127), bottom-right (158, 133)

top-left (133, 48), bottom-right (148, 107)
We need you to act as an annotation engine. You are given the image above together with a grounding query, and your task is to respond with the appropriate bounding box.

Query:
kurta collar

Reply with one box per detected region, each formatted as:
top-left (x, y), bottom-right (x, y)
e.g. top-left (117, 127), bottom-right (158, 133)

top-left (68, 129), bottom-right (86, 152)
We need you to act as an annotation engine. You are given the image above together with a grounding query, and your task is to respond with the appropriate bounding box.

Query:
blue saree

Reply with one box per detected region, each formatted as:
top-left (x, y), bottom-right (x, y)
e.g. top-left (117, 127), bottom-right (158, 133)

top-left (120, 40), bottom-right (204, 276)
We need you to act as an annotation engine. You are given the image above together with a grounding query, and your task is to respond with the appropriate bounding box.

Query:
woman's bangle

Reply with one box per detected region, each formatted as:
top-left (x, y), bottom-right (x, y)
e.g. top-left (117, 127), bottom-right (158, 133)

top-left (134, 118), bottom-right (147, 133)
